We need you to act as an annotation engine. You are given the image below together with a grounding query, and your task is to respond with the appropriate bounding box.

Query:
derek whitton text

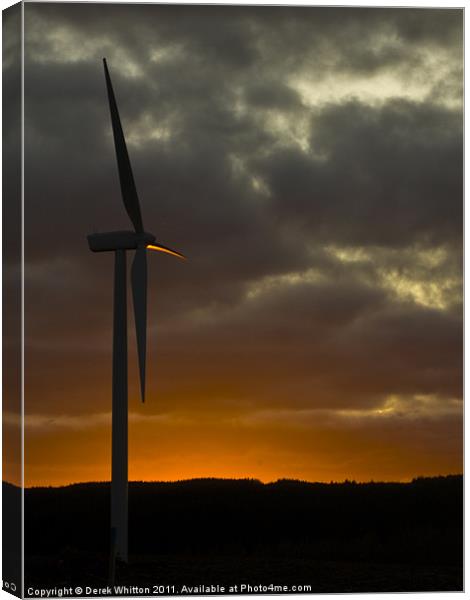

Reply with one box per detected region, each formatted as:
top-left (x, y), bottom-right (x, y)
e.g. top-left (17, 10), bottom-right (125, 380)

top-left (26, 583), bottom-right (311, 597)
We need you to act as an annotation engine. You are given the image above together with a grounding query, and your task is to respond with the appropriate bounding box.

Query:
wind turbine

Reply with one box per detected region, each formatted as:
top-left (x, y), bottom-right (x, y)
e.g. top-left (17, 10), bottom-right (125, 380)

top-left (87, 58), bottom-right (184, 566)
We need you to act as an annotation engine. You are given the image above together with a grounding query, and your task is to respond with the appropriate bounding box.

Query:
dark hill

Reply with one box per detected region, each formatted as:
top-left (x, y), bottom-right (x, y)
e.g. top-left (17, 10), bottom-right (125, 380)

top-left (10, 475), bottom-right (463, 592)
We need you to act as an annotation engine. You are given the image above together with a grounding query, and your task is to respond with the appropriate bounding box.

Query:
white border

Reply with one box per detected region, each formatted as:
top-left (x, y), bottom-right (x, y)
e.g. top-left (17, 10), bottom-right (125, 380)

top-left (0, 2), bottom-right (465, 600)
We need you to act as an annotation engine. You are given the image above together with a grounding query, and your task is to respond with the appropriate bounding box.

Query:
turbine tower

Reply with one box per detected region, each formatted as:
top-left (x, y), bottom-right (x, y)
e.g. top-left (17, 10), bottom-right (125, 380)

top-left (87, 58), bottom-right (184, 565)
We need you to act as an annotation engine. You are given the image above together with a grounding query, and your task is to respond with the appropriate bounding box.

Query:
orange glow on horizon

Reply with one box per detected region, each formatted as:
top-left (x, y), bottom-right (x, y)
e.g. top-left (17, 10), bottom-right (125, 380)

top-left (16, 403), bottom-right (463, 488)
top-left (147, 244), bottom-right (186, 260)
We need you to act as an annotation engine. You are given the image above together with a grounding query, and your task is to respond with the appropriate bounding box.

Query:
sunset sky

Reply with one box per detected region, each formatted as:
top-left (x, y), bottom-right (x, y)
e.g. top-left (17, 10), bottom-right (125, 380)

top-left (4, 4), bottom-right (462, 486)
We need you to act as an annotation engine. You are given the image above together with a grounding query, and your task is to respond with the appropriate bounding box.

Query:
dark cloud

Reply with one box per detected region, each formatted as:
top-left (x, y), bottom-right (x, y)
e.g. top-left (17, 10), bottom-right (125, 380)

top-left (244, 80), bottom-right (303, 110)
top-left (256, 99), bottom-right (462, 248)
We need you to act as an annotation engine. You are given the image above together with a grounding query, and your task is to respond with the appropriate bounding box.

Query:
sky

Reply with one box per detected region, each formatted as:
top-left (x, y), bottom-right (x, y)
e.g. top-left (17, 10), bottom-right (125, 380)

top-left (4, 3), bottom-right (463, 486)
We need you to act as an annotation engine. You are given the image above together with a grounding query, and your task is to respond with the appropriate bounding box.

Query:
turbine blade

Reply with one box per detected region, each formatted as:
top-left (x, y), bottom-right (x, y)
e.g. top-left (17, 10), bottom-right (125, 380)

top-left (147, 243), bottom-right (186, 260)
top-left (103, 58), bottom-right (144, 233)
top-left (131, 245), bottom-right (147, 402)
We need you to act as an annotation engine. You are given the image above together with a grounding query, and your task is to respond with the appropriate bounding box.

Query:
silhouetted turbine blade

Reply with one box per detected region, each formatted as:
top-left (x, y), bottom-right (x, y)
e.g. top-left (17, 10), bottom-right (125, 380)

top-left (147, 243), bottom-right (186, 260)
top-left (131, 245), bottom-right (147, 402)
top-left (103, 58), bottom-right (144, 234)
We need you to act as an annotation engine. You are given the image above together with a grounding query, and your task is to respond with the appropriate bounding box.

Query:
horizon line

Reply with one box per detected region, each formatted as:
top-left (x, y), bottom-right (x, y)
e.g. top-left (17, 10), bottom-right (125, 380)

top-left (3, 472), bottom-right (463, 490)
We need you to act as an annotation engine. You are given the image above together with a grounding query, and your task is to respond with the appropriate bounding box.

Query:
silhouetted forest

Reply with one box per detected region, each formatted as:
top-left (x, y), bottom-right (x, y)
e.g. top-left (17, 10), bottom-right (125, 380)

top-left (8, 475), bottom-right (463, 592)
